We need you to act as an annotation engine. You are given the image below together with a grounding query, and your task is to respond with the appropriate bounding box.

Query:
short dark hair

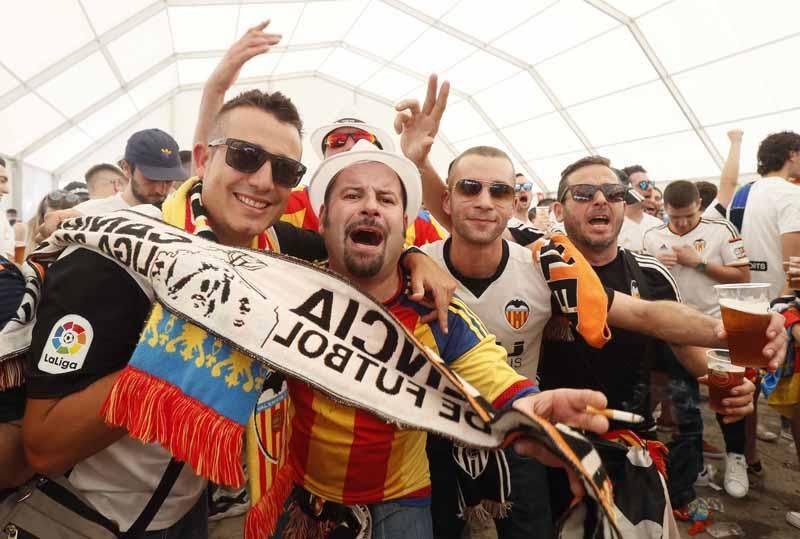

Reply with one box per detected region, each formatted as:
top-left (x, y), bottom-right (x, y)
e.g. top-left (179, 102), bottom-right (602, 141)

top-left (63, 181), bottom-right (90, 202)
top-left (0, 157), bottom-right (5, 167)
top-left (695, 180), bottom-right (717, 210)
top-left (557, 155), bottom-right (612, 201)
top-left (216, 89), bottom-right (303, 136)
top-left (85, 163), bottom-right (125, 186)
top-left (663, 180), bottom-right (699, 208)
top-left (622, 164), bottom-right (646, 177)
top-left (447, 146), bottom-right (514, 186)
top-left (757, 131), bottom-right (800, 176)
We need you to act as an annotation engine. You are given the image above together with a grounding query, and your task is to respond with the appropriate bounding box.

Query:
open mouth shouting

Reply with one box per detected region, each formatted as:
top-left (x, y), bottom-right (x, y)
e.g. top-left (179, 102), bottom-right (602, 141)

top-left (587, 212), bottom-right (611, 232)
top-left (346, 220), bottom-right (386, 253)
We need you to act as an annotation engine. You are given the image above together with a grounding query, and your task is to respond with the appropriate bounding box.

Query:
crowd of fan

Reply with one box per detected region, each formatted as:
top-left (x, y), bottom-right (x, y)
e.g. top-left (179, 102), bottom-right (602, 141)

top-left (1, 20), bottom-right (800, 539)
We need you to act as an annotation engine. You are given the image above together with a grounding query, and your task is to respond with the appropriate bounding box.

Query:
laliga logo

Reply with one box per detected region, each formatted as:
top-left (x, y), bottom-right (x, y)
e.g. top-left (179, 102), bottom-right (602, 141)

top-left (39, 315), bottom-right (93, 375)
top-left (51, 320), bottom-right (87, 355)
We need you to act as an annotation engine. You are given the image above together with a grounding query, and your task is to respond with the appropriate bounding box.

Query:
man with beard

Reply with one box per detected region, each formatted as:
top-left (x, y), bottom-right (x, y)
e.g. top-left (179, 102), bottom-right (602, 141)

top-left (36, 129), bottom-right (189, 239)
top-left (287, 139), bottom-right (611, 539)
top-left (538, 156), bottom-right (782, 514)
top-left (395, 78), bottom-right (779, 536)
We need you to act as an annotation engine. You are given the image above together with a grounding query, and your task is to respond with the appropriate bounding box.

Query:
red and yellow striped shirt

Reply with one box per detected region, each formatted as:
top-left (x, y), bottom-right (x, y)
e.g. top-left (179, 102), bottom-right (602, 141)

top-left (287, 272), bottom-right (535, 505)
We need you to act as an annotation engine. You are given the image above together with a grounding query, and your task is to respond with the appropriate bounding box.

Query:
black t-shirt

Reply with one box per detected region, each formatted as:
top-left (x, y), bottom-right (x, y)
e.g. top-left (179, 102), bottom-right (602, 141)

top-left (538, 249), bottom-right (679, 430)
top-left (26, 224), bottom-right (327, 400)
top-left (507, 221), bottom-right (545, 247)
top-left (25, 249), bottom-right (152, 399)
top-left (273, 221), bottom-right (327, 262)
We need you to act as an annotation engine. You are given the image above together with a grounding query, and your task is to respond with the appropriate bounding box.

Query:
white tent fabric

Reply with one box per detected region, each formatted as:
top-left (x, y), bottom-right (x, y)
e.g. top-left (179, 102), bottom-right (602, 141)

top-left (3, 0), bottom-right (800, 217)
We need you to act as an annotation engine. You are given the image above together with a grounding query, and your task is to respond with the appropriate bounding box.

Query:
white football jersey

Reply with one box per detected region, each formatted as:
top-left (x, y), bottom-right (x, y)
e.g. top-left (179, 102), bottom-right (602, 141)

top-left (422, 239), bottom-right (553, 380)
top-left (619, 213), bottom-right (663, 253)
top-left (642, 218), bottom-right (748, 317)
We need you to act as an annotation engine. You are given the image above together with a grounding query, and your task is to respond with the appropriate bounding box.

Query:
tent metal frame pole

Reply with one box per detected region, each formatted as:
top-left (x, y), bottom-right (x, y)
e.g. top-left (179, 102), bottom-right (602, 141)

top-left (584, 0), bottom-right (723, 168)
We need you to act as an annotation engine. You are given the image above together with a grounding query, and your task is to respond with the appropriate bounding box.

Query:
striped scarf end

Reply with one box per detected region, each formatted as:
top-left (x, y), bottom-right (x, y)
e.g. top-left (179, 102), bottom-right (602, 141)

top-left (0, 356), bottom-right (24, 391)
top-left (245, 463), bottom-right (294, 539)
top-left (101, 365), bottom-right (245, 487)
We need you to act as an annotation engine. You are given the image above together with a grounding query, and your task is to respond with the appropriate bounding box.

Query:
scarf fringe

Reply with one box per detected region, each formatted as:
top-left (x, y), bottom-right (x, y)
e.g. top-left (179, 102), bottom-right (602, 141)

top-left (244, 463), bottom-right (294, 539)
top-left (0, 356), bottom-right (24, 391)
top-left (283, 502), bottom-right (335, 539)
top-left (101, 366), bottom-right (245, 487)
top-left (462, 500), bottom-right (512, 524)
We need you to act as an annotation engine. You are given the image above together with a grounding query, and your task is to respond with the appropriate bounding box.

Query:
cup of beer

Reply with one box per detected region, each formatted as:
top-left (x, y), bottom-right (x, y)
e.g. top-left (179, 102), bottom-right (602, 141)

top-left (13, 241), bottom-right (25, 265)
top-left (714, 283), bottom-right (771, 367)
top-left (788, 256), bottom-right (800, 290)
top-left (706, 349), bottom-right (745, 414)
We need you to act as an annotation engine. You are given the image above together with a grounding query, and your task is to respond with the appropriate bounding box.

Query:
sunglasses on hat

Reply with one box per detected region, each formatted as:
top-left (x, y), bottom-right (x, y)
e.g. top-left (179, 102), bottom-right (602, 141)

top-left (455, 178), bottom-right (515, 202)
top-left (209, 138), bottom-right (306, 189)
top-left (515, 182), bottom-right (533, 193)
top-left (323, 129), bottom-right (377, 150)
top-left (560, 183), bottom-right (627, 203)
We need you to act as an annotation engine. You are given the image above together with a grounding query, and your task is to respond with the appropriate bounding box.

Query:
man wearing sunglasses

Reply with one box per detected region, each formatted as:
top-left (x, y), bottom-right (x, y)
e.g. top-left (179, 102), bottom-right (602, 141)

top-left (618, 164), bottom-right (662, 252)
top-left (297, 139), bottom-right (610, 539)
top-left (538, 155), bottom-right (784, 518)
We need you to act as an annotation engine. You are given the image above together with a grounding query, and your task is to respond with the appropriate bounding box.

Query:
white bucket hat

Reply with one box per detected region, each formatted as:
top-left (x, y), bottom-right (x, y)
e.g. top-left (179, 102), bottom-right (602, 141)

top-left (307, 139), bottom-right (421, 225)
top-left (309, 107), bottom-right (396, 160)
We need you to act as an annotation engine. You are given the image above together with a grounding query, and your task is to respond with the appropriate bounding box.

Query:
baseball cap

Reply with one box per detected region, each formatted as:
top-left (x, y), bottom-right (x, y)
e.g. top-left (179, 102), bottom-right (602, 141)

top-left (310, 107), bottom-right (396, 160)
top-left (307, 139), bottom-right (421, 225)
top-left (124, 128), bottom-right (189, 182)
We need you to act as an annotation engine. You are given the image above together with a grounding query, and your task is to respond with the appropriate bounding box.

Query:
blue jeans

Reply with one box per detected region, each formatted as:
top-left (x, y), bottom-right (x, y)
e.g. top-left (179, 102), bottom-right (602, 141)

top-left (370, 501), bottom-right (433, 539)
top-left (142, 494), bottom-right (208, 539)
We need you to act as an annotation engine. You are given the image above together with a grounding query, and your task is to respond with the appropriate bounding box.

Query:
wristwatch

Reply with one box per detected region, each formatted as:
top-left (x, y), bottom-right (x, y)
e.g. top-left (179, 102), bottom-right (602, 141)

top-left (696, 256), bottom-right (708, 272)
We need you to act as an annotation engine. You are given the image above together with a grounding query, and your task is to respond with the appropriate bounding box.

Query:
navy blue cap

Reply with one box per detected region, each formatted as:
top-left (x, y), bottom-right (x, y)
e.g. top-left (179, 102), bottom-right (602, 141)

top-left (124, 128), bottom-right (188, 182)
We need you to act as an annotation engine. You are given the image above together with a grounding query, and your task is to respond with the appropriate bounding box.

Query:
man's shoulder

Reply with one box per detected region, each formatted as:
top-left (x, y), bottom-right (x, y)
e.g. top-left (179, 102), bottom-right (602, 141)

top-left (75, 194), bottom-right (129, 215)
top-left (506, 239), bottom-right (536, 264)
top-left (626, 250), bottom-right (681, 300)
top-left (699, 217), bottom-right (740, 239)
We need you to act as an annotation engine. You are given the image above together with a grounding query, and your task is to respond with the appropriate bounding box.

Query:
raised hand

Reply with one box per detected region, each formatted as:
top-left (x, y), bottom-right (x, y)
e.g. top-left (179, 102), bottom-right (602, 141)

top-left (393, 74), bottom-right (450, 167)
top-left (208, 20), bottom-right (282, 96)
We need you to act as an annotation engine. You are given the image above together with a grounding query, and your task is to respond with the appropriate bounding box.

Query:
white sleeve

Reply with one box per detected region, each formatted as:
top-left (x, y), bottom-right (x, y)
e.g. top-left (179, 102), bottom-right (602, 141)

top-left (777, 185), bottom-right (800, 235)
top-left (702, 198), bottom-right (727, 220)
top-left (718, 224), bottom-right (749, 266)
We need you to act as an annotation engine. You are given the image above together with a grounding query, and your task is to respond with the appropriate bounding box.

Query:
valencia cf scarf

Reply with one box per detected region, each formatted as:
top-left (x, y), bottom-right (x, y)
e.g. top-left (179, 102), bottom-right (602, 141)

top-left (0, 203), bottom-right (623, 538)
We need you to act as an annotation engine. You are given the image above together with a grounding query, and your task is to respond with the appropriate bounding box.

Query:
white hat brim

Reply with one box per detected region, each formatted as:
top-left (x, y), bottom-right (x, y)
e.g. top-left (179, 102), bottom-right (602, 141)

top-left (310, 121), bottom-right (396, 160)
top-left (308, 140), bottom-right (421, 226)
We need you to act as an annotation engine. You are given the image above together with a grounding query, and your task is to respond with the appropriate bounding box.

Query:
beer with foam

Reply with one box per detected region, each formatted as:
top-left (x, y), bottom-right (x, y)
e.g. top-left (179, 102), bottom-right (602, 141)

top-left (716, 283), bottom-right (771, 367)
top-left (707, 349), bottom-right (745, 413)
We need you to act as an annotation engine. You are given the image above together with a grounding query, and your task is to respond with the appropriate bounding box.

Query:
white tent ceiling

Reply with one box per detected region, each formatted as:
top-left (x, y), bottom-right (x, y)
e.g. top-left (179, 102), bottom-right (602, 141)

top-left (3, 0), bottom-right (800, 214)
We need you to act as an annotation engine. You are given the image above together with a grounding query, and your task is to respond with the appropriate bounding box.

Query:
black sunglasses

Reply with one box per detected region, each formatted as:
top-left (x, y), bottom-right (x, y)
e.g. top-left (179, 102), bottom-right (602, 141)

top-left (560, 183), bottom-right (627, 203)
top-left (455, 178), bottom-right (515, 201)
top-left (209, 137), bottom-right (306, 189)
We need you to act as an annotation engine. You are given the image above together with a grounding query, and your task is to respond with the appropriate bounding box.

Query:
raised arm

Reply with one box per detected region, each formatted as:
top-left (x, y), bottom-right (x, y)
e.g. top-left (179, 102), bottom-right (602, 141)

top-left (394, 74), bottom-right (451, 230)
top-left (193, 20), bottom-right (282, 148)
top-left (717, 129), bottom-right (743, 209)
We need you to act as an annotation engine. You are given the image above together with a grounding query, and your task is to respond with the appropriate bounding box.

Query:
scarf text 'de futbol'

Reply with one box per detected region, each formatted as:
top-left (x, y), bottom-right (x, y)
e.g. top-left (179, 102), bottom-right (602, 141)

top-left (0, 201), bottom-right (620, 538)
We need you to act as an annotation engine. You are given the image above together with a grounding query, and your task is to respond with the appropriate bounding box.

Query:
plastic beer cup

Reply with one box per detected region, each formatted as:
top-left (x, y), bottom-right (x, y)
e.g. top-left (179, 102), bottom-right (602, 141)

top-left (714, 283), bottom-right (771, 367)
top-left (14, 241), bottom-right (25, 264)
top-left (706, 349), bottom-right (745, 414)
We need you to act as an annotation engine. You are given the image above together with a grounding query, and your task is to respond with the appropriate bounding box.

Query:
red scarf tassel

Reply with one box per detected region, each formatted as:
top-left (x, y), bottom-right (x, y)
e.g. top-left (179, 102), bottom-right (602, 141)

top-left (101, 366), bottom-right (245, 487)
